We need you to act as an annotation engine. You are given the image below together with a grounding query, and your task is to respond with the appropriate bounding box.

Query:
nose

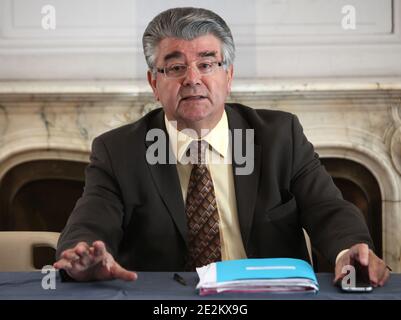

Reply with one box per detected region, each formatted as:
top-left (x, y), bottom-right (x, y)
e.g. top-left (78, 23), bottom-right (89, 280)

top-left (182, 65), bottom-right (202, 86)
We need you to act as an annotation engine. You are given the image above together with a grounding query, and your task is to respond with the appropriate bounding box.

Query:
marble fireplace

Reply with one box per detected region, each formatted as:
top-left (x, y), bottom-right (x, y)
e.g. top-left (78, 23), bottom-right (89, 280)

top-left (0, 79), bottom-right (400, 271)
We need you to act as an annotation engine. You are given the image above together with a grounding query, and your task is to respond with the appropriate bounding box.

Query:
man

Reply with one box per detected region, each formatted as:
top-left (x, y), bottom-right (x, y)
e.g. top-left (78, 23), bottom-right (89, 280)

top-left (54, 7), bottom-right (390, 286)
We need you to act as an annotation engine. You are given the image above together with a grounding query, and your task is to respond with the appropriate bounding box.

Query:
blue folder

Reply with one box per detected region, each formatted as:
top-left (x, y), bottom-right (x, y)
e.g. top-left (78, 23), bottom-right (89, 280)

top-left (216, 258), bottom-right (318, 285)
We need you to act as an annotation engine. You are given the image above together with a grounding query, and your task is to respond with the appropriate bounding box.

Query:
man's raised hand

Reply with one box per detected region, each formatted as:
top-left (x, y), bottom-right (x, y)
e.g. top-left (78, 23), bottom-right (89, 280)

top-left (53, 241), bottom-right (137, 282)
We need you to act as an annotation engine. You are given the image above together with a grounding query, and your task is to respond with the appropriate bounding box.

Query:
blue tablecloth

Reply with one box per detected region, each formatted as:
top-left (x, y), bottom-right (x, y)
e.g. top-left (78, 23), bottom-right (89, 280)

top-left (0, 272), bottom-right (400, 300)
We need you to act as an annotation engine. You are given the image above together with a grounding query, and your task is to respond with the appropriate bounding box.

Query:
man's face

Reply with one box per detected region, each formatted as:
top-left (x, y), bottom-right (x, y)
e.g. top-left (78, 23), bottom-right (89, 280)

top-left (148, 34), bottom-right (233, 131)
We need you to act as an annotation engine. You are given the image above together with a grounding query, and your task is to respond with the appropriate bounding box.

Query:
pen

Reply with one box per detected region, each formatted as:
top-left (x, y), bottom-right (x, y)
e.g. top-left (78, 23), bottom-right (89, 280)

top-left (173, 273), bottom-right (187, 286)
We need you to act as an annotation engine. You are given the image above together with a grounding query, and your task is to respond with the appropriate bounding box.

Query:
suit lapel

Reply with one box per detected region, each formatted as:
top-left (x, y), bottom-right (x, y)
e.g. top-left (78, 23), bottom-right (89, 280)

top-left (145, 110), bottom-right (188, 247)
top-left (226, 106), bottom-right (261, 252)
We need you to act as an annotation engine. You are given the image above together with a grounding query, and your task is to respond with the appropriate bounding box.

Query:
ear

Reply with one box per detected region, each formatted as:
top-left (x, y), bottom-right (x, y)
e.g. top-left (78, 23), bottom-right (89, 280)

top-left (226, 64), bottom-right (234, 94)
top-left (147, 70), bottom-right (159, 101)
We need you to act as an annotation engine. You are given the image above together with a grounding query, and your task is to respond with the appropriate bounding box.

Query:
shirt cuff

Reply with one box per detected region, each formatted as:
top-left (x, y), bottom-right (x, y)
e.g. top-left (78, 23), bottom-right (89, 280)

top-left (335, 249), bottom-right (349, 264)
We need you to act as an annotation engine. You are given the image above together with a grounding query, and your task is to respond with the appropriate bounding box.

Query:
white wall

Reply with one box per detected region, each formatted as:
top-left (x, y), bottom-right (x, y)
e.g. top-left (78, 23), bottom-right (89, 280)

top-left (0, 0), bottom-right (400, 80)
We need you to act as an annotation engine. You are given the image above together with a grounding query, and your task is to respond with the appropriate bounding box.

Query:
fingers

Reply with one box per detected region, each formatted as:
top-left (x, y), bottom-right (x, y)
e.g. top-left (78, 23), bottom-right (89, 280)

top-left (53, 240), bottom-right (138, 282)
top-left (349, 243), bottom-right (369, 266)
top-left (333, 245), bottom-right (391, 288)
top-left (334, 243), bottom-right (370, 284)
top-left (54, 242), bottom-right (100, 273)
top-left (72, 241), bottom-right (105, 272)
top-left (61, 250), bottom-right (80, 262)
top-left (53, 247), bottom-right (81, 270)
top-left (367, 251), bottom-right (390, 287)
top-left (379, 268), bottom-right (390, 286)
top-left (93, 241), bottom-right (107, 257)
top-left (53, 258), bottom-right (72, 270)
top-left (93, 241), bottom-right (112, 271)
top-left (367, 253), bottom-right (381, 287)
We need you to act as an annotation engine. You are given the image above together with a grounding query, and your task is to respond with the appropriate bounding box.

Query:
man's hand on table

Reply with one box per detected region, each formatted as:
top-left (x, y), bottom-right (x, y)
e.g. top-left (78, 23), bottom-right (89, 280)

top-left (334, 243), bottom-right (390, 287)
top-left (53, 241), bottom-right (137, 282)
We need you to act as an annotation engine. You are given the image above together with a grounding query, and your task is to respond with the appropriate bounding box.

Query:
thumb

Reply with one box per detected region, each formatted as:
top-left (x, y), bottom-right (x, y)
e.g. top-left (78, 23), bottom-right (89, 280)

top-left (334, 255), bottom-right (350, 284)
top-left (110, 263), bottom-right (138, 281)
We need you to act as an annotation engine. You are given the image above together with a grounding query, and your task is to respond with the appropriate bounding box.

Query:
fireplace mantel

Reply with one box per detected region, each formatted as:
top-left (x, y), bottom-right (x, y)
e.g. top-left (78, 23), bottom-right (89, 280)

top-left (1, 78), bottom-right (401, 94)
top-left (1, 79), bottom-right (400, 271)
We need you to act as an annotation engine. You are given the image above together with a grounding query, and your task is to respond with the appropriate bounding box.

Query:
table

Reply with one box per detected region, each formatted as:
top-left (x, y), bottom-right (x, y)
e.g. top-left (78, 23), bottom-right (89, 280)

top-left (0, 272), bottom-right (400, 300)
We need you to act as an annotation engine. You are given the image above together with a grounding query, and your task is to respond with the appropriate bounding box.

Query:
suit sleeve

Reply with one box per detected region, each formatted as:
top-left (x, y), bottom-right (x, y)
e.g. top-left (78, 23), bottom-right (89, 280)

top-left (289, 114), bottom-right (374, 265)
top-left (56, 136), bottom-right (124, 259)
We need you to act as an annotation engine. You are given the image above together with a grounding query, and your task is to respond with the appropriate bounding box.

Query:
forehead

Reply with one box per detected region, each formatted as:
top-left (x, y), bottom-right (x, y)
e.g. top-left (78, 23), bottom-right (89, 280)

top-left (156, 34), bottom-right (222, 63)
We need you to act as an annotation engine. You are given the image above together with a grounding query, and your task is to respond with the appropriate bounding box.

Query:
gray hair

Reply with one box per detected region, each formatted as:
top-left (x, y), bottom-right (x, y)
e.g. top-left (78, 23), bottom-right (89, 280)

top-left (142, 7), bottom-right (235, 73)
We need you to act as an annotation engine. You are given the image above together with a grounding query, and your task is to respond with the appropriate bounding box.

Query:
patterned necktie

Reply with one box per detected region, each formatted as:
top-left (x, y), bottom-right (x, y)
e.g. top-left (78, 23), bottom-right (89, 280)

top-left (185, 140), bottom-right (221, 271)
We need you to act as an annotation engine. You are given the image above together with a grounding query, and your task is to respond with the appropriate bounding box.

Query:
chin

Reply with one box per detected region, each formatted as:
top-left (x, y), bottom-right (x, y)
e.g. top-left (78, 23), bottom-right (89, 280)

top-left (182, 113), bottom-right (209, 123)
top-left (178, 104), bottom-right (212, 123)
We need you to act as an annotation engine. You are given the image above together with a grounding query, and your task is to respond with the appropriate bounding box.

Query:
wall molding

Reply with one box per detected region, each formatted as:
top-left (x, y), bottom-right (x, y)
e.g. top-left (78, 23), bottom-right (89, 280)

top-left (0, 0), bottom-right (400, 79)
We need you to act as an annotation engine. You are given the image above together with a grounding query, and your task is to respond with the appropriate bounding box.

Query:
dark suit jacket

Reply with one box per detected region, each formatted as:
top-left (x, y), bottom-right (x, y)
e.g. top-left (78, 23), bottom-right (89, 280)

top-left (57, 103), bottom-right (373, 271)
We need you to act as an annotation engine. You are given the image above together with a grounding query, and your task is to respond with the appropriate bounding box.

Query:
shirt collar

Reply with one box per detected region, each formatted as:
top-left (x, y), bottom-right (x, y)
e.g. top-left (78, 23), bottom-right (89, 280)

top-left (164, 110), bottom-right (229, 163)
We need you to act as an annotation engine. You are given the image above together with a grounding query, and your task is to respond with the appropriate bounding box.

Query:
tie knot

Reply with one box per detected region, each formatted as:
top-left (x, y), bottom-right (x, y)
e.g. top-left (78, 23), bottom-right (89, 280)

top-left (188, 140), bottom-right (208, 165)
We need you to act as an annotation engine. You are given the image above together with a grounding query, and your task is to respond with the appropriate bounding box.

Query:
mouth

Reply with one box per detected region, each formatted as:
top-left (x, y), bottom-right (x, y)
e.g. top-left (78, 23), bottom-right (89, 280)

top-left (180, 95), bottom-right (207, 102)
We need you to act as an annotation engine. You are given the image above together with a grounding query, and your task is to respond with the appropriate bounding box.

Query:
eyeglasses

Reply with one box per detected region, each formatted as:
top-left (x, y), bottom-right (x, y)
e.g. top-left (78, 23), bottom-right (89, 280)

top-left (156, 61), bottom-right (224, 79)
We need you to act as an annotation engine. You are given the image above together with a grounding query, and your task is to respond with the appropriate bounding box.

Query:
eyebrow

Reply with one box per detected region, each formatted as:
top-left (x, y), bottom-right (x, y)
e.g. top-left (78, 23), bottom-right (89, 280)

top-left (163, 51), bottom-right (183, 62)
top-left (163, 50), bottom-right (218, 63)
top-left (198, 51), bottom-right (218, 58)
